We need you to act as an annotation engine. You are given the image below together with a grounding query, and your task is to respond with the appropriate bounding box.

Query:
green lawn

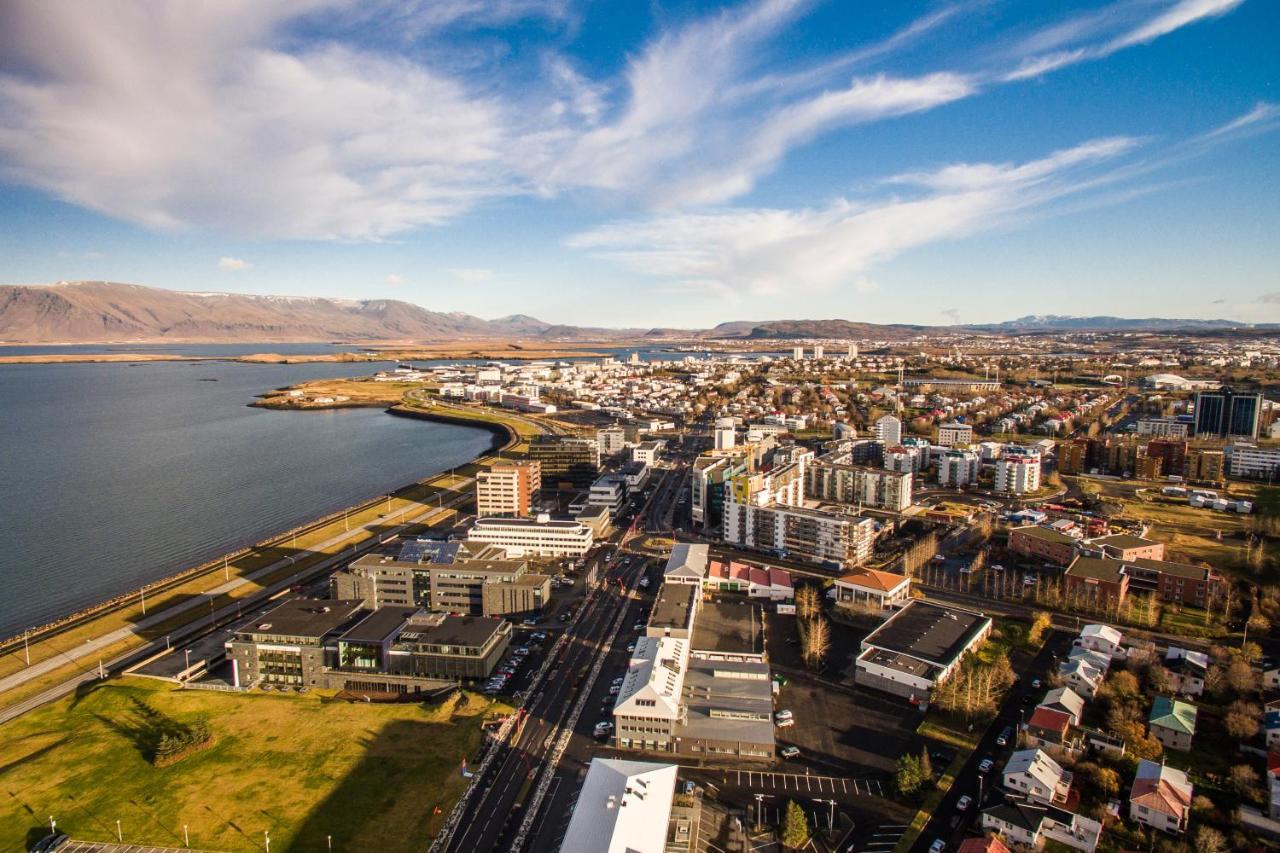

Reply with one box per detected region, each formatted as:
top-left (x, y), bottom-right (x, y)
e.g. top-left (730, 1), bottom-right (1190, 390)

top-left (0, 679), bottom-right (506, 853)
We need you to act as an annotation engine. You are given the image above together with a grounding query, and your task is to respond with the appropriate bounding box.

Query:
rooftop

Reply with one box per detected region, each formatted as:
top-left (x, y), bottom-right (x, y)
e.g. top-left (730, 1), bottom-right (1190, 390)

top-left (559, 759), bottom-right (678, 853)
top-left (1012, 525), bottom-right (1077, 545)
top-left (397, 614), bottom-right (507, 648)
top-left (1149, 696), bottom-right (1198, 735)
top-left (340, 607), bottom-right (419, 645)
top-left (234, 598), bottom-right (366, 641)
top-left (836, 568), bottom-right (909, 593)
top-left (1064, 556), bottom-right (1126, 584)
top-left (862, 600), bottom-right (991, 666)
top-left (649, 583), bottom-right (699, 633)
top-left (664, 543), bottom-right (709, 580)
top-left (691, 599), bottom-right (765, 656)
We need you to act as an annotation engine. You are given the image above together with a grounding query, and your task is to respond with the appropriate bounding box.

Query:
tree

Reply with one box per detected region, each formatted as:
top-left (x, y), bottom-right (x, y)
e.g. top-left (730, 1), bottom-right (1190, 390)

top-left (1224, 657), bottom-right (1260, 696)
top-left (803, 616), bottom-right (831, 670)
top-left (896, 754), bottom-right (923, 797)
top-left (1229, 764), bottom-right (1260, 800)
top-left (795, 585), bottom-right (820, 621)
top-left (918, 747), bottom-right (934, 787)
top-left (780, 800), bottom-right (810, 849)
top-left (1193, 826), bottom-right (1228, 853)
top-left (1145, 663), bottom-right (1173, 695)
top-left (1225, 701), bottom-right (1261, 740)
top-left (1027, 611), bottom-right (1052, 647)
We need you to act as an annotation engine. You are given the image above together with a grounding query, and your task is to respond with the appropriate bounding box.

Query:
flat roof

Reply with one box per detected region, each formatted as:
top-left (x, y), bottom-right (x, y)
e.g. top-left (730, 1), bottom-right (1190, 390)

top-left (862, 600), bottom-right (990, 666)
top-left (1011, 525), bottom-right (1076, 545)
top-left (858, 647), bottom-right (939, 679)
top-left (235, 598), bottom-right (367, 640)
top-left (1065, 556), bottom-right (1126, 583)
top-left (1127, 557), bottom-right (1211, 581)
top-left (340, 607), bottom-right (419, 644)
top-left (1089, 533), bottom-right (1159, 550)
top-left (398, 614), bottom-right (505, 648)
top-left (691, 600), bottom-right (765, 656)
top-left (649, 583), bottom-right (698, 632)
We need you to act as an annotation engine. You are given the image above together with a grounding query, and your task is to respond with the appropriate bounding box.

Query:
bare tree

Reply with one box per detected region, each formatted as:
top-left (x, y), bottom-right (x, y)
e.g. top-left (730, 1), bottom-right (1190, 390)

top-left (803, 616), bottom-right (831, 670)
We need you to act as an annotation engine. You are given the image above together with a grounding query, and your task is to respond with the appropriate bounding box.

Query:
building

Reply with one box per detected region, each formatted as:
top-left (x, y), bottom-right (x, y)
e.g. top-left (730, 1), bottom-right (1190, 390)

top-left (723, 499), bottom-right (876, 566)
top-left (1058, 438), bottom-right (1089, 475)
top-left (703, 560), bottom-right (793, 601)
top-left (875, 414), bottom-right (902, 446)
top-left (938, 449), bottom-right (980, 487)
top-left (475, 460), bottom-right (541, 518)
top-left (981, 801), bottom-right (1102, 853)
top-left (332, 543), bottom-right (549, 618)
top-left (1193, 387), bottom-right (1261, 439)
top-left (1148, 697), bottom-right (1197, 751)
top-left (805, 457), bottom-right (913, 511)
top-left (690, 454), bottom-right (748, 533)
top-left (1063, 556), bottom-right (1129, 604)
top-left (588, 473), bottom-right (629, 517)
top-left (528, 435), bottom-right (600, 488)
top-left (1024, 706), bottom-right (1075, 752)
top-left (1057, 656), bottom-right (1106, 700)
top-left (597, 425), bottom-right (629, 457)
top-left (1040, 687), bottom-right (1086, 725)
top-left (466, 514), bottom-right (593, 558)
top-left (833, 569), bottom-right (911, 610)
top-left (1229, 442), bottom-right (1280, 480)
top-left (1003, 749), bottom-right (1072, 806)
top-left (855, 600), bottom-right (992, 701)
top-left (226, 598), bottom-right (510, 690)
top-left (559, 759), bottom-right (680, 853)
top-left (883, 444), bottom-right (923, 474)
top-left (631, 440), bottom-right (664, 466)
top-left (1184, 446), bottom-right (1226, 484)
top-left (1164, 647), bottom-right (1209, 696)
top-left (1136, 417), bottom-right (1191, 439)
top-left (663, 543), bottom-right (709, 585)
top-left (995, 454), bottom-right (1042, 494)
top-left (1130, 760), bottom-right (1192, 834)
top-left (1085, 533), bottom-right (1164, 562)
top-left (1076, 623), bottom-right (1124, 658)
top-left (937, 422), bottom-right (974, 448)
top-left (1009, 526), bottom-right (1079, 566)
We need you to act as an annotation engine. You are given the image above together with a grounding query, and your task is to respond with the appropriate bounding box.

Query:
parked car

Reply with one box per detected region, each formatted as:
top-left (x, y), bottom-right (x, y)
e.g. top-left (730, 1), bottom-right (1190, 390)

top-left (978, 758), bottom-right (994, 774)
top-left (956, 795), bottom-right (972, 812)
top-left (996, 727), bottom-right (1014, 747)
top-left (929, 839), bottom-right (946, 853)
top-left (594, 721), bottom-right (614, 734)
top-left (1031, 678), bottom-right (1042, 689)
top-left (779, 746), bottom-right (800, 759)
top-left (775, 709), bottom-right (794, 722)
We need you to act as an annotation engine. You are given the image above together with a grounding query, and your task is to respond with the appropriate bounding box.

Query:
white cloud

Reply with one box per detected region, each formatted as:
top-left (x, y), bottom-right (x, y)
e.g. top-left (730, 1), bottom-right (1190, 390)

top-left (448, 267), bottom-right (495, 283)
top-left (1003, 0), bottom-right (1244, 81)
top-left (567, 137), bottom-right (1138, 296)
top-left (1203, 101), bottom-right (1280, 139)
top-left (218, 256), bottom-right (252, 271)
top-left (386, 273), bottom-right (404, 285)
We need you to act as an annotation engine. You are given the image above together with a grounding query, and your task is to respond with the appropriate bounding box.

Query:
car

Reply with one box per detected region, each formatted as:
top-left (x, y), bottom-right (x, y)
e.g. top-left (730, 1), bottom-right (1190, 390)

top-left (991, 564), bottom-right (1005, 572)
top-left (1023, 576), bottom-right (1038, 586)
top-left (513, 647), bottom-right (530, 656)
top-left (638, 578), bottom-right (651, 589)
top-left (31, 833), bottom-right (69, 853)
top-left (929, 839), bottom-right (946, 853)
top-left (978, 758), bottom-right (994, 774)
top-left (775, 709), bottom-right (794, 722)
top-left (995, 727), bottom-right (1014, 747)
top-left (775, 718), bottom-right (794, 728)
top-left (521, 617), bottom-right (538, 627)
top-left (1031, 678), bottom-right (1042, 689)
top-left (626, 642), bottom-right (636, 652)
top-left (633, 621), bottom-right (646, 631)
top-left (956, 795), bottom-right (972, 812)
top-left (612, 676), bottom-right (624, 685)
top-left (594, 721), bottom-right (614, 734)
top-left (608, 684), bottom-right (620, 695)
top-left (779, 745), bottom-right (800, 759)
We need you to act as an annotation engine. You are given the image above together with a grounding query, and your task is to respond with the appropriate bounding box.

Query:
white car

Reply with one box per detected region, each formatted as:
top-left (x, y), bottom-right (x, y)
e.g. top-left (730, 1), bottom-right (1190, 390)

top-left (593, 721), bottom-right (614, 734)
top-left (779, 746), bottom-right (800, 759)
top-left (775, 709), bottom-right (794, 722)
top-left (929, 840), bottom-right (946, 853)
top-left (956, 795), bottom-right (972, 812)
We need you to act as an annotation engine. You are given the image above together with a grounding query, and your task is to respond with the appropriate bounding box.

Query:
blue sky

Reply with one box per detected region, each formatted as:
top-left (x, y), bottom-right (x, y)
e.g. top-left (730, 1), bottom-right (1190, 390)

top-left (0, 0), bottom-right (1277, 328)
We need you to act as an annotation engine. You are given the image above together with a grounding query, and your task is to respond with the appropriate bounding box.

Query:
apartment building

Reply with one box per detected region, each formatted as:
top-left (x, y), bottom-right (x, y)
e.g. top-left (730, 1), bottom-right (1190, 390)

top-left (598, 425), bottom-right (629, 457)
top-left (805, 455), bottom-right (913, 511)
top-left (1136, 417), bottom-right (1191, 439)
top-left (1229, 442), bottom-right (1280, 479)
top-left (874, 414), bottom-right (902, 446)
top-left (475, 460), bottom-right (541, 518)
top-left (937, 422), bottom-right (974, 448)
top-left (723, 498), bottom-right (875, 566)
top-left (938, 449), bottom-right (980, 486)
top-left (995, 454), bottom-right (1041, 494)
top-left (466, 514), bottom-right (594, 558)
top-left (1184, 447), bottom-right (1226, 484)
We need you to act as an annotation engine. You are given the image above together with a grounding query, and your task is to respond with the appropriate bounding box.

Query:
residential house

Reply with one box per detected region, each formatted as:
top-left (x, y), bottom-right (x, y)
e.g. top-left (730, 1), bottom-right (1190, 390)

top-left (1003, 749), bottom-right (1072, 806)
top-left (1025, 707), bottom-right (1076, 753)
top-left (1164, 648), bottom-right (1209, 696)
top-left (1266, 710), bottom-right (1280, 749)
top-left (981, 801), bottom-right (1102, 853)
top-left (1058, 657), bottom-right (1106, 700)
top-left (1076, 624), bottom-right (1124, 659)
top-left (1148, 697), bottom-right (1197, 751)
top-left (1130, 760), bottom-right (1192, 834)
top-left (1039, 687), bottom-right (1086, 725)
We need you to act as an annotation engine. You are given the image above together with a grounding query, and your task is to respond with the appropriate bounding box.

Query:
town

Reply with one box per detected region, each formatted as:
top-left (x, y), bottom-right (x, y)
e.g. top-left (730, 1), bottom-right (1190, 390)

top-left (12, 327), bottom-right (1277, 853)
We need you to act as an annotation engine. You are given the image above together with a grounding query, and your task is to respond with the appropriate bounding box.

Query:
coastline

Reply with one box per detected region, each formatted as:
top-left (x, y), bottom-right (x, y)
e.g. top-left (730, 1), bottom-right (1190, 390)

top-left (0, 398), bottom-right (518, 655)
top-left (0, 341), bottom-right (620, 365)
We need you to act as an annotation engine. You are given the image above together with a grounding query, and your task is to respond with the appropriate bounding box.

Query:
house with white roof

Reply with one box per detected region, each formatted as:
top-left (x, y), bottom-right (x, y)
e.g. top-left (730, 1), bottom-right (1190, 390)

top-left (663, 544), bottom-right (709, 585)
top-left (1130, 760), bottom-right (1192, 834)
top-left (1003, 749), bottom-right (1072, 806)
top-left (612, 636), bottom-right (689, 752)
top-left (560, 758), bottom-right (679, 853)
top-left (1058, 657), bottom-right (1106, 699)
top-left (1039, 687), bottom-right (1086, 726)
top-left (1164, 648), bottom-right (1209, 696)
top-left (1076, 624), bottom-right (1124, 659)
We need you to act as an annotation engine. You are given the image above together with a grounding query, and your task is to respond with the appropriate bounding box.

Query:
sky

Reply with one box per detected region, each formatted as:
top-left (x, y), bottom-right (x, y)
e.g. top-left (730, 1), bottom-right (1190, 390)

top-left (0, 0), bottom-right (1277, 329)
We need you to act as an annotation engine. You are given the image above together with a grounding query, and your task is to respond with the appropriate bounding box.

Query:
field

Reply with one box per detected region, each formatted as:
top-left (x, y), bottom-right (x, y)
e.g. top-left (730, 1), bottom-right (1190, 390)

top-left (253, 378), bottom-right (427, 409)
top-left (0, 680), bottom-right (506, 852)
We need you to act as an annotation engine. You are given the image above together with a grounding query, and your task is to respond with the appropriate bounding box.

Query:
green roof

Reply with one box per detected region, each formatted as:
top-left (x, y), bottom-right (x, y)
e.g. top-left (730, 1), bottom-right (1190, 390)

top-left (1150, 696), bottom-right (1197, 735)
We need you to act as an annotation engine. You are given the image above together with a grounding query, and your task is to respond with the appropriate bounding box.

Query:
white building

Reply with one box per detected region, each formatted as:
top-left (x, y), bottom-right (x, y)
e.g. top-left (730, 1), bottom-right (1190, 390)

top-left (883, 445), bottom-right (922, 474)
top-left (1136, 418), bottom-right (1191, 439)
top-left (723, 498), bottom-right (876, 566)
top-left (1130, 760), bottom-right (1192, 835)
top-left (938, 450), bottom-right (980, 487)
top-left (714, 426), bottom-right (736, 450)
top-left (664, 543), bottom-right (709, 585)
top-left (466, 514), bottom-right (593, 558)
top-left (560, 759), bottom-right (679, 853)
top-left (598, 426), bottom-right (629, 457)
top-left (792, 346), bottom-right (804, 360)
top-left (613, 636), bottom-right (689, 750)
top-left (1229, 442), bottom-right (1280, 480)
top-left (995, 454), bottom-right (1042, 494)
top-left (874, 414), bottom-right (902, 446)
top-left (937, 422), bottom-right (974, 447)
top-left (1004, 748), bottom-right (1072, 806)
top-left (812, 345), bottom-right (824, 360)
top-left (588, 474), bottom-right (629, 517)
top-left (1077, 624), bottom-right (1124, 659)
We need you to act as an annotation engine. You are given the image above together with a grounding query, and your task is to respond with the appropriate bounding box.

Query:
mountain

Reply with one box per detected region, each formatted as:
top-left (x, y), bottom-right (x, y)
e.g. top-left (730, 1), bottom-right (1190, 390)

top-left (966, 315), bottom-right (1271, 332)
top-left (0, 282), bottom-right (640, 343)
top-left (703, 319), bottom-right (932, 340)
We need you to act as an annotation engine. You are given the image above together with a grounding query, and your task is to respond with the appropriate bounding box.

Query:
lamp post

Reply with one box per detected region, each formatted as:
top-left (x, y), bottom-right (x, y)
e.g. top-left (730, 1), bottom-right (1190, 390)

top-left (23, 629), bottom-right (30, 666)
top-left (264, 830), bottom-right (270, 852)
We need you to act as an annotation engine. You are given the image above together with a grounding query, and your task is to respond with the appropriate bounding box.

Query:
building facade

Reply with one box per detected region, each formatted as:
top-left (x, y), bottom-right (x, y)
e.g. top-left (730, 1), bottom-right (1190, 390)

top-left (475, 460), bottom-right (541, 518)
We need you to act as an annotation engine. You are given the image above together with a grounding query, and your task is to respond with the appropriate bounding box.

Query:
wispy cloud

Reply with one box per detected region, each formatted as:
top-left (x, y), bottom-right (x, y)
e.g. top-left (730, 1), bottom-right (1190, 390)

top-left (1203, 101), bottom-right (1280, 139)
top-left (448, 267), bottom-right (495, 283)
top-left (568, 137), bottom-right (1139, 296)
top-left (217, 256), bottom-right (252, 271)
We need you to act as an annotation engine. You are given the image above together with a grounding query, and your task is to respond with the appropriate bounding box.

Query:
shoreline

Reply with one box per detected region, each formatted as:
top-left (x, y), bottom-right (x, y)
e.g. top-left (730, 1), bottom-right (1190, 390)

top-left (0, 401), bottom-right (516, 652)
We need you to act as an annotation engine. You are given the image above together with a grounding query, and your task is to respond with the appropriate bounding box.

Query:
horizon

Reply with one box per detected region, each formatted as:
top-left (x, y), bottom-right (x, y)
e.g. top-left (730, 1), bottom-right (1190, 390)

top-left (1, 1), bottom-right (1278, 328)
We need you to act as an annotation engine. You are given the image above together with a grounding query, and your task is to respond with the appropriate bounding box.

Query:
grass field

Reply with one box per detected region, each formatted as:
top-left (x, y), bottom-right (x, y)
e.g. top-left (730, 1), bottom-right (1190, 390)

top-left (0, 680), bottom-right (506, 853)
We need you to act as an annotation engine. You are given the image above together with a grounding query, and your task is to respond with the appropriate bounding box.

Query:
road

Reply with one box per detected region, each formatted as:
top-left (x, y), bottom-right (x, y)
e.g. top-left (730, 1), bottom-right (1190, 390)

top-left (436, 465), bottom-right (682, 853)
top-left (0, 478), bottom-right (475, 724)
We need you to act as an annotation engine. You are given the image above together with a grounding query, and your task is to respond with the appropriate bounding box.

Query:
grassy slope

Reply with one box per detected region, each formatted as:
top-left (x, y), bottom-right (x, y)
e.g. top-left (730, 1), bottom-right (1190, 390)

top-left (0, 680), bottom-right (505, 852)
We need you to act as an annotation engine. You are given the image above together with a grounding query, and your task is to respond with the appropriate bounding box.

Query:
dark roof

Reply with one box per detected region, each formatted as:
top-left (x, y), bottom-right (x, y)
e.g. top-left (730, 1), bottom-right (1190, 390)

top-left (650, 583), bottom-right (698, 632)
top-left (399, 614), bottom-right (505, 648)
top-left (692, 600), bottom-right (765, 656)
top-left (862, 600), bottom-right (991, 666)
top-left (983, 800), bottom-right (1047, 832)
top-left (1127, 557), bottom-right (1211, 581)
top-left (1064, 556), bottom-right (1126, 583)
top-left (1089, 533), bottom-right (1158, 550)
top-left (238, 598), bottom-right (367, 640)
top-left (1012, 525), bottom-right (1076, 545)
top-left (340, 607), bottom-right (419, 644)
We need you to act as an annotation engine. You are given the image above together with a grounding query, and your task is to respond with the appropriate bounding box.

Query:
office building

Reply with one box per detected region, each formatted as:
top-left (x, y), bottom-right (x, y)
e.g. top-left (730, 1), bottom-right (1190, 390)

top-left (855, 600), bottom-right (992, 701)
top-left (1229, 442), bottom-right (1280, 480)
top-left (588, 473), bottom-right (629, 517)
top-left (528, 435), bottom-right (600, 488)
top-left (1193, 387), bottom-right (1261, 439)
top-left (559, 759), bottom-right (682, 853)
top-left (466, 514), bottom-right (594, 558)
top-left (475, 460), bottom-right (541, 518)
